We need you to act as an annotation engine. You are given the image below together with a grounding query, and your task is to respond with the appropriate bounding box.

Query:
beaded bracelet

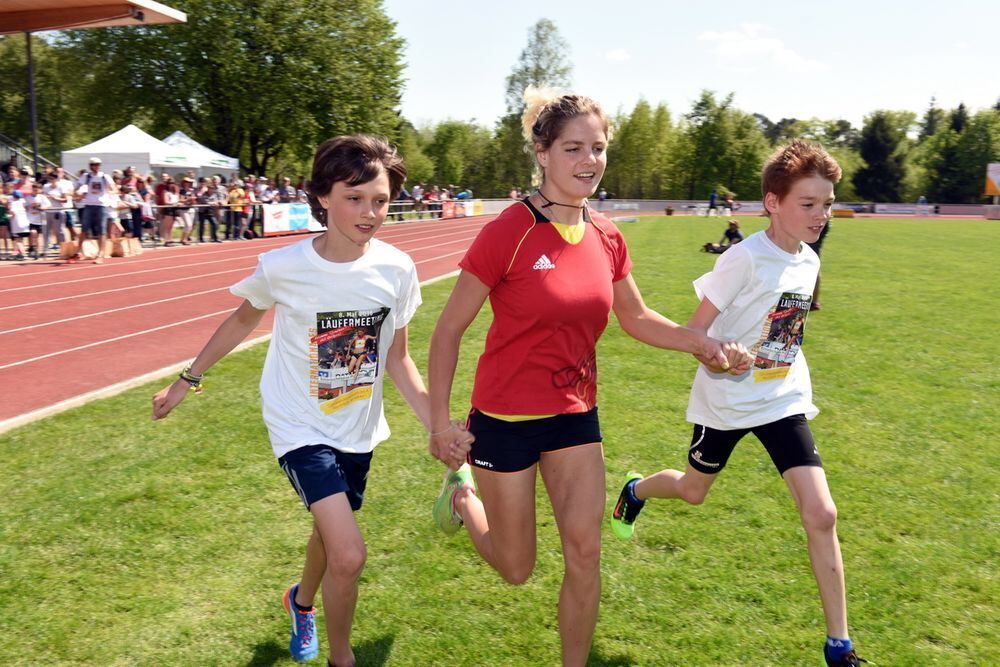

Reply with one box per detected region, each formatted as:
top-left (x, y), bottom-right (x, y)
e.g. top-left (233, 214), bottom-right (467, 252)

top-left (178, 365), bottom-right (204, 394)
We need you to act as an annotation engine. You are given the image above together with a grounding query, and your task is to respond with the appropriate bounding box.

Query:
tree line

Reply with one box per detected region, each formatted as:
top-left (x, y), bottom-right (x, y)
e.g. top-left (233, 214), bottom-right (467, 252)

top-left (2, 6), bottom-right (997, 203)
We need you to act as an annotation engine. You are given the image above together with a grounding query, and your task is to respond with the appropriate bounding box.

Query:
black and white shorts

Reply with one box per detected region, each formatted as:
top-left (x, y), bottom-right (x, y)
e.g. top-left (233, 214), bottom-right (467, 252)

top-left (687, 414), bottom-right (822, 476)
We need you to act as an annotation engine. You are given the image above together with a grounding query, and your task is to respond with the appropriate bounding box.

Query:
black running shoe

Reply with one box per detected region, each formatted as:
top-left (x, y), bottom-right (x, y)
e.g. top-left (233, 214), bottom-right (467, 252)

top-left (610, 472), bottom-right (645, 539)
top-left (826, 649), bottom-right (869, 666)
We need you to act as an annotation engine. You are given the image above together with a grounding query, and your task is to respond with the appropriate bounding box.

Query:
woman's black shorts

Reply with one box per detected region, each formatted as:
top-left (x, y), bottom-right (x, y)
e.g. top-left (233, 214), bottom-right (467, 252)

top-left (467, 406), bottom-right (602, 473)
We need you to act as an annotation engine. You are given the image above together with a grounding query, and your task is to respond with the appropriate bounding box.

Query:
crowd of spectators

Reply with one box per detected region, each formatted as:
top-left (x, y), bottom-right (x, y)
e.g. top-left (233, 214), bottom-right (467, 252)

top-left (404, 182), bottom-right (474, 219)
top-left (0, 155), bottom-right (310, 262)
top-left (0, 154), bottom-right (491, 262)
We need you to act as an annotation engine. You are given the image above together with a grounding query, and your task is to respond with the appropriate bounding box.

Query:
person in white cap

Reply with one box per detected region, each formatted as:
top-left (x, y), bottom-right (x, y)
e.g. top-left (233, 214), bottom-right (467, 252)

top-left (75, 157), bottom-right (116, 263)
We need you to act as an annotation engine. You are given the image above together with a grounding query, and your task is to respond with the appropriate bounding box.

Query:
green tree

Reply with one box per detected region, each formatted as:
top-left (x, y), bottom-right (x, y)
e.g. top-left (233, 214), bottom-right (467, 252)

top-left (0, 35), bottom-right (85, 161)
top-left (649, 103), bottom-right (676, 197)
top-left (949, 102), bottom-right (969, 133)
top-left (490, 18), bottom-right (574, 193)
top-left (921, 109), bottom-right (1000, 202)
top-left (395, 120), bottom-right (435, 186)
top-left (919, 97), bottom-right (945, 141)
top-left (853, 111), bottom-right (906, 202)
top-left (607, 99), bottom-right (656, 198)
top-left (60, 0), bottom-right (404, 175)
top-left (503, 18), bottom-right (572, 114)
top-left (424, 120), bottom-right (491, 188)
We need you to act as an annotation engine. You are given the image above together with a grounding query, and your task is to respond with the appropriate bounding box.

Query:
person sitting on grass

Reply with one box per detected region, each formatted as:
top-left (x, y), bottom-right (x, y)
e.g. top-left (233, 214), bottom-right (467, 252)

top-left (703, 218), bottom-right (744, 254)
top-left (152, 134), bottom-right (473, 667)
top-left (610, 139), bottom-right (867, 667)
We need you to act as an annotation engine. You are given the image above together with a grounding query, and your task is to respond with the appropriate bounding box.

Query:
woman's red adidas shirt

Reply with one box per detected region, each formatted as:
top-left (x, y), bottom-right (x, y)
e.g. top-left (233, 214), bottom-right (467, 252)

top-left (459, 199), bottom-right (632, 415)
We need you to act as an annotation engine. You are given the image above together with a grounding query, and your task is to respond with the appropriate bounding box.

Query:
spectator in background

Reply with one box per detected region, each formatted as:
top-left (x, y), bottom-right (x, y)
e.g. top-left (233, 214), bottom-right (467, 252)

top-left (121, 184), bottom-right (144, 239)
top-left (226, 178), bottom-right (247, 240)
top-left (76, 157), bottom-right (115, 263)
top-left (708, 187), bottom-right (718, 212)
top-left (703, 219), bottom-right (744, 254)
top-left (7, 190), bottom-right (30, 260)
top-left (196, 177), bottom-right (222, 243)
top-left (0, 184), bottom-right (12, 259)
top-left (723, 194), bottom-right (738, 215)
top-left (1, 157), bottom-right (17, 183)
top-left (243, 178), bottom-right (258, 238)
top-left (155, 173), bottom-right (180, 246)
top-left (121, 166), bottom-right (139, 191)
top-left (43, 171), bottom-right (73, 249)
top-left (25, 181), bottom-right (51, 259)
top-left (14, 167), bottom-right (34, 196)
top-left (277, 176), bottom-right (293, 203)
top-left (412, 181), bottom-right (425, 219)
top-left (139, 175), bottom-right (156, 241)
top-left (426, 185), bottom-right (441, 217)
top-left (177, 176), bottom-right (197, 245)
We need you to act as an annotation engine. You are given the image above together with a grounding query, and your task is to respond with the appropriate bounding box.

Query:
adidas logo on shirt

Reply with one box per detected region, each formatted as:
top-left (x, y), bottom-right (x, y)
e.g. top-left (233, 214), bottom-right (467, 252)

top-left (533, 254), bottom-right (556, 270)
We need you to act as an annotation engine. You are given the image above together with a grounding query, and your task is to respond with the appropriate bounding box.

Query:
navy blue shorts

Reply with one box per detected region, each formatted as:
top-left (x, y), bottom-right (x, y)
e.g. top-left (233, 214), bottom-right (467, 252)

top-left (687, 414), bottom-right (823, 476)
top-left (466, 407), bottom-right (603, 473)
top-left (278, 444), bottom-right (373, 512)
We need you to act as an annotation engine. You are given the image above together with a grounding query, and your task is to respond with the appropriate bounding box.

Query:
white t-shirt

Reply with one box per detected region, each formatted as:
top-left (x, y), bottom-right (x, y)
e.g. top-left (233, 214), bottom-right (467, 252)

top-left (686, 230), bottom-right (819, 430)
top-left (8, 198), bottom-right (30, 234)
top-left (231, 236), bottom-right (422, 458)
top-left (76, 171), bottom-right (115, 206)
top-left (43, 181), bottom-right (69, 212)
top-left (25, 194), bottom-right (49, 225)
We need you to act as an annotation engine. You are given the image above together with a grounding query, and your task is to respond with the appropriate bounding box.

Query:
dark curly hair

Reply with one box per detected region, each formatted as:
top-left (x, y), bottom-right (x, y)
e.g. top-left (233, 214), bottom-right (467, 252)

top-left (306, 135), bottom-right (406, 226)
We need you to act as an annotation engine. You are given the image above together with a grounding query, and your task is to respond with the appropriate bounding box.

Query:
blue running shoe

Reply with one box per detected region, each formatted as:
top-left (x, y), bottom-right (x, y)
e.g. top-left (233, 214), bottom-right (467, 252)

top-left (282, 583), bottom-right (319, 662)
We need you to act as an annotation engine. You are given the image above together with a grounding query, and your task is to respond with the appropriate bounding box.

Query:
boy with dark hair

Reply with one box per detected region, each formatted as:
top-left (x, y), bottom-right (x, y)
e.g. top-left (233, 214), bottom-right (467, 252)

top-left (153, 135), bottom-right (471, 666)
top-left (611, 139), bottom-right (866, 666)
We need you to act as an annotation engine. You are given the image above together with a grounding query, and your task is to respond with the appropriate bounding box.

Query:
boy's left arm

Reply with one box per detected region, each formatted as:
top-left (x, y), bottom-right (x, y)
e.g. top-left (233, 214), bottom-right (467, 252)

top-left (386, 325), bottom-right (471, 468)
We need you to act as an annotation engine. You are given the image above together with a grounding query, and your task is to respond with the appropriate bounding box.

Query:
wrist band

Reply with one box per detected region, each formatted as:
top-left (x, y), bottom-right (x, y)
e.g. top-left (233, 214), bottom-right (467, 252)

top-left (178, 365), bottom-right (204, 393)
top-left (428, 424), bottom-right (454, 437)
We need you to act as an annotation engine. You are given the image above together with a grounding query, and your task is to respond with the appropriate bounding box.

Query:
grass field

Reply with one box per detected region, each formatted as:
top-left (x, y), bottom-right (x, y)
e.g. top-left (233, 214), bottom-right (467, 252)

top-left (1, 216), bottom-right (997, 666)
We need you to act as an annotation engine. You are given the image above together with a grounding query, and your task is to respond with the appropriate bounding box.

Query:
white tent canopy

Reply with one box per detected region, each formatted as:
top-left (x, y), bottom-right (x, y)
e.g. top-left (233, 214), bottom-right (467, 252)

top-left (62, 124), bottom-right (200, 176)
top-left (163, 130), bottom-right (240, 177)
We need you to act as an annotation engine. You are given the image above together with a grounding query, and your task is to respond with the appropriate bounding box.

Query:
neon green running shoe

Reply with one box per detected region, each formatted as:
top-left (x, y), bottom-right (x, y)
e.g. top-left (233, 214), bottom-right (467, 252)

top-left (433, 463), bottom-right (473, 535)
top-left (610, 471), bottom-right (646, 539)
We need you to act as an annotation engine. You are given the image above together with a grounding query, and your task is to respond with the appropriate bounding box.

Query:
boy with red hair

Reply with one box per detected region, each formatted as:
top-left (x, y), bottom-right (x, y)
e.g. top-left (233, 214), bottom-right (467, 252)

top-left (611, 139), bottom-right (866, 666)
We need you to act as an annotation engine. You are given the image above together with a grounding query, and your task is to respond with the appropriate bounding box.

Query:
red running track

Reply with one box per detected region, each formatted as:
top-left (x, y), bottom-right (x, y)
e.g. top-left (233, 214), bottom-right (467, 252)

top-left (0, 215), bottom-right (493, 429)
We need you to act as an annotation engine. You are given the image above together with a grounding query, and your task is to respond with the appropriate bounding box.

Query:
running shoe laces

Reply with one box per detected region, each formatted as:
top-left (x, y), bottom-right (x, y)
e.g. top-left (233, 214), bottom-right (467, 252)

top-left (827, 650), bottom-right (869, 666)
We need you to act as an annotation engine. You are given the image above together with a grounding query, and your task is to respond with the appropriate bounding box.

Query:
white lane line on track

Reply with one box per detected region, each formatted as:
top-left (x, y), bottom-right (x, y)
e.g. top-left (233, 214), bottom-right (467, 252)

top-left (0, 225), bottom-right (486, 294)
top-left (1, 246), bottom-right (468, 335)
top-left (0, 264), bottom-right (467, 432)
top-left (0, 308), bottom-right (234, 371)
top-left (0, 216), bottom-right (491, 285)
top-left (0, 286), bottom-right (230, 336)
top-left (0, 266), bottom-right (253, 312)
top-left (0, 236), bottom-right (296, 282)
top-left (0, 231), bottom-right (482, 312)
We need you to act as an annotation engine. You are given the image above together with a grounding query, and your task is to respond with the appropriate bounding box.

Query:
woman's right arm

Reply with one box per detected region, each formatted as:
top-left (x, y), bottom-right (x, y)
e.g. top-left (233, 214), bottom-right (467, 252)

top-left (152, 300), bottom-right (268, 420)
top-left (427, 271), bottom-right (490, 464)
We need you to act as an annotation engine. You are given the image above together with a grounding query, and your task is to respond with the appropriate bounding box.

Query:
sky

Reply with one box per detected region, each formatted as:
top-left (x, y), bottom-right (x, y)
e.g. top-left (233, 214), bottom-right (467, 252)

top-left (382, 0), bottom-right (996, 129)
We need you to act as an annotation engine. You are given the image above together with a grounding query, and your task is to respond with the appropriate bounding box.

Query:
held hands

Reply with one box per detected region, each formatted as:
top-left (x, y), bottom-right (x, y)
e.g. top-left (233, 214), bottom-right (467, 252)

top-left (429, 421), bottom-right (474, 470)
top-left (151, 379), bottom-right (191, 420)
top-left (695, 337), bottom-right (752, 375)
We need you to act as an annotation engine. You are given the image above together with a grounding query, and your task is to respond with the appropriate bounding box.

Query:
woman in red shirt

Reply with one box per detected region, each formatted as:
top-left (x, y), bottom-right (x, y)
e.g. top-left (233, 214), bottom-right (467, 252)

top-left (428, 88), bottom-right (749, 665)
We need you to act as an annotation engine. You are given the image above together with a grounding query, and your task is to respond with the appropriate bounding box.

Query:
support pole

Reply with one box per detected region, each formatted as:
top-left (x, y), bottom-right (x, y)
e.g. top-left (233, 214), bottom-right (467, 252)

top-left (25, 31), bottom-right (40, 176)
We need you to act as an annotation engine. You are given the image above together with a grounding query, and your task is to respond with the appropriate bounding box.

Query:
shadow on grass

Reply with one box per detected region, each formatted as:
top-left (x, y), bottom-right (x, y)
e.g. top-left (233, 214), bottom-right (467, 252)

top-left (245, 640), bottom-right (286, 666)
top-left (587, 648), bottom-right (632, 666)
top-left (244, 635), bottom-right (395, 666)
